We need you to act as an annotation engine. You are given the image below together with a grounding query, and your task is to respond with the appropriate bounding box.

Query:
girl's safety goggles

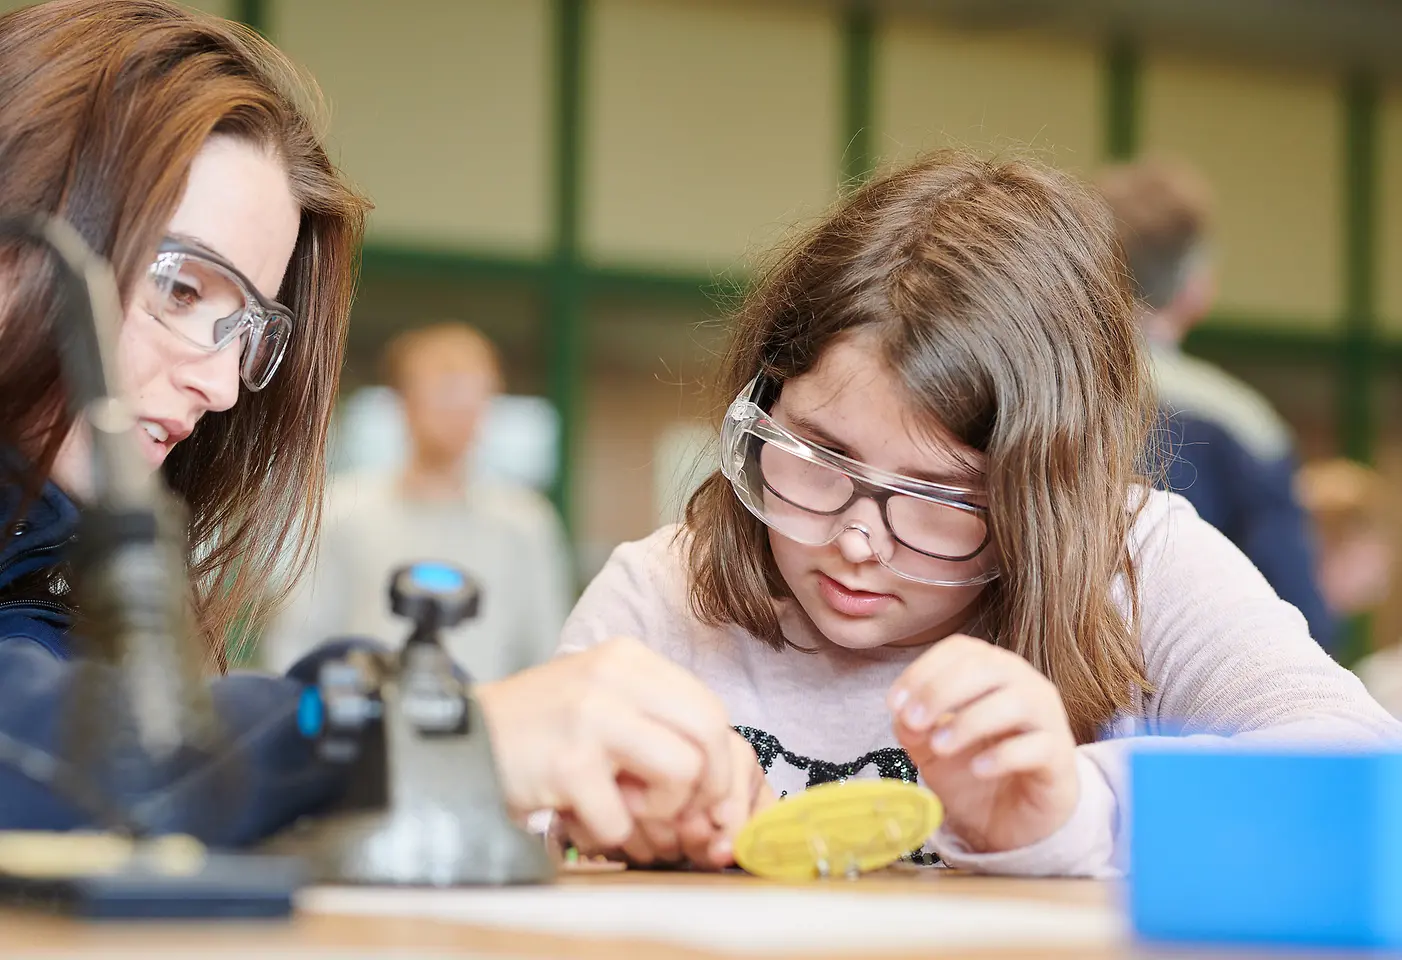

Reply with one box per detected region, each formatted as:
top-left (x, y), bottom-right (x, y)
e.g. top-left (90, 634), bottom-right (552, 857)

top-left (720, 377), bottom-right (998, 587)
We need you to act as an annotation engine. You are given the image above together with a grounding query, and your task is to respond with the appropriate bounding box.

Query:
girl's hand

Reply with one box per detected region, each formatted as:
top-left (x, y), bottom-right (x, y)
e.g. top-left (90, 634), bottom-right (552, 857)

top-left (476, 637), bottom-right (741, 851)
top-left (564, 731), bottom-right (775, 869)
top-left (887, 634), bottom-right (1079, 854)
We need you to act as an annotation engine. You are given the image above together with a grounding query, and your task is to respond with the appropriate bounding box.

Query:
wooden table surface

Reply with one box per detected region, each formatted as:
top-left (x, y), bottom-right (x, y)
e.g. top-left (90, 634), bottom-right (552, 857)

top-left (0, 868), bottom-right (1377, 960)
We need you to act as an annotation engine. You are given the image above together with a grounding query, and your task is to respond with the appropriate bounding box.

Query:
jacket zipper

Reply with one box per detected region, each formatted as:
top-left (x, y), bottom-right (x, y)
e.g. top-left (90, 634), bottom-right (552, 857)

top-left (0, 536), bottom-right (73, 585)
top-left (0, 598), bottom-right (70, 616)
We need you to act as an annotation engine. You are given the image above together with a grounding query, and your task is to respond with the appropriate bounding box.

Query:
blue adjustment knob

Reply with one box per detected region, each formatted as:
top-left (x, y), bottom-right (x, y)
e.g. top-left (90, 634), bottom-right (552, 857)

top-left (408, 563), bottom-right (465, 593)
top-left (389, 561), bottom-right (480, 633)
top-left (297, 686), bottom-right (324, 737)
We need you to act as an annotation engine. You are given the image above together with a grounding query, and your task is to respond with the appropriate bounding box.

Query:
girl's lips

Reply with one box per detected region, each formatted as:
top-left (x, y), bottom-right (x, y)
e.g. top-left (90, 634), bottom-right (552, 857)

top-left (817, 571), bottom-right (896, 617)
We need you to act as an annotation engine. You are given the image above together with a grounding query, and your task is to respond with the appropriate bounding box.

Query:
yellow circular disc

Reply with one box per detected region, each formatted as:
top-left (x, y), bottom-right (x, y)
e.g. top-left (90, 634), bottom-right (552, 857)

top-left (734, 780), bottom-right (943, 881)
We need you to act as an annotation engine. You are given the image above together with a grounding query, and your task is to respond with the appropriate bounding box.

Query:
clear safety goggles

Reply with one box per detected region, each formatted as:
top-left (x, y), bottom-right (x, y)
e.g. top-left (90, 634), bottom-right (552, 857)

top-left (720, 378), bottom-right (998, 587)
top-left (134, 238), bottom-right (294, 391)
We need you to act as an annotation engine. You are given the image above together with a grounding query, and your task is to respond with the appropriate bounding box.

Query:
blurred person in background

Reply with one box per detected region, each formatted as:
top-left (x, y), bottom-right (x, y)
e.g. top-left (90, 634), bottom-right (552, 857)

top-left (1298, 459), bottom-right (1402, 712)
top-left (1099, 159), bottom-right (1337, 654)
top-left (262, 322), bottom-right (573, 680)
top-left (1297, 458), bottom-right (1394, 620)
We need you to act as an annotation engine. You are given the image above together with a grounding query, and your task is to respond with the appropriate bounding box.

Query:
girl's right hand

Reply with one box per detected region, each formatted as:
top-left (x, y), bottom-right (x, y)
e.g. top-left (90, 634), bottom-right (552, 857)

top-left (564, 730), bottom-right (775, 869)
top-left (475, 637), bottom-right (744, 854)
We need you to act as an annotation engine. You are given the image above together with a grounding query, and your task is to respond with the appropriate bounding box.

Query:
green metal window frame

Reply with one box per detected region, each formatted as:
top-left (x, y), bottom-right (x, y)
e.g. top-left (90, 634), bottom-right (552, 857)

top-left (841, 3), bottom-right (876, 188)
top-left (233, 0), bottom-right (266, 35)
top-left (243, 3), bottom-right (1389, 660)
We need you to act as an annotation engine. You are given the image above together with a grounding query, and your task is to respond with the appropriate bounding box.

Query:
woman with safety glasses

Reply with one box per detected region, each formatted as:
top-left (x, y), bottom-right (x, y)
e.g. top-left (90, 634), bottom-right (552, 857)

top-left (558, 152), bottom-right (1399, 874)
top-left (140, 238), bottom-right (295, 393)
top-left (0, 0), bottom-right (762, 857)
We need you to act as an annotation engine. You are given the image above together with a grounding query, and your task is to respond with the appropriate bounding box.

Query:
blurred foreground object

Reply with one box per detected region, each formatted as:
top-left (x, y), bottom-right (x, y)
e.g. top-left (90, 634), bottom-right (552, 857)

top-left (266, 561), bottom-right (553, 886)
top-left (1131, 746), bottom-right (1402, 948)
top-left (0, 215), bottom-right (295, 917)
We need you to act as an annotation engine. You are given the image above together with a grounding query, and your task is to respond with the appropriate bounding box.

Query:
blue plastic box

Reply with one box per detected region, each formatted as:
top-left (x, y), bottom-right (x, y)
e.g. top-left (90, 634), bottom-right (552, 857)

top-left (1130, 747), bottom-right (1402, 949)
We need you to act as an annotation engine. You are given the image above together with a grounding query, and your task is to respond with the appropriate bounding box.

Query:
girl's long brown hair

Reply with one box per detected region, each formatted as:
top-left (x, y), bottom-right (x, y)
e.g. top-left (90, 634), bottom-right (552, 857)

top-left (0, 0), bottom-right (370, 667)
top-left (686, 151), bottom-right (1154, 743)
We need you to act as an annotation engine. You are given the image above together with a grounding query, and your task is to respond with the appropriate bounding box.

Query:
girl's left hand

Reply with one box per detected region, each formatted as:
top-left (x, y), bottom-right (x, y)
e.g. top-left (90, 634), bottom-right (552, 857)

top-left (887, 634), bottom-right (1079, 854)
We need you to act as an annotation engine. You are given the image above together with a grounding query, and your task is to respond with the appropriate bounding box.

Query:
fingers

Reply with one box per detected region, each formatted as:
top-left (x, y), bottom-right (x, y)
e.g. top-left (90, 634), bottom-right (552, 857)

top-left (892, 716), bottom-right (936, 766)
top-left (619, 816), bottom-right (682, 865)
top-left (559, 813), bottom-right (604, 857)
top-left (727, 779), bottom-right (778, 861)
top-left (888, 634), bottom-right (978, 708)
top-left (672, 733), bottom-right (766, 869)
top-left (638, 816), bottom-right (684, 864)
top-left (477, 651), bottom-right (714, 823)
top-left (588, 639), bottom-right (736, 816)
top-left (677, 808), bottom-right (724, 867)
top-left (888, 635), bottom-right (1004, 733)
top-left (554, 700), bottom-right (709, 848)
top-left (715, 733), bottom-right (763, 831)
top-left (560, 810), bottom-right (672, 867)
top-left (579, 707), bottom-right (709, 858)
top-left (558, 750), bottom-right (634, 848)
top-left (889, 636), bottom-right (1061, 742)
top-left (488, 638), bottom-right (749, 866)
top-left (968, 730), bottom-right (1064, 779)
top-left (702, 734), bottom-right (769, 867)
top-left (593, 704), bottom-right (705, 821)
top-left (926, 687), bottom-right (1033, 759)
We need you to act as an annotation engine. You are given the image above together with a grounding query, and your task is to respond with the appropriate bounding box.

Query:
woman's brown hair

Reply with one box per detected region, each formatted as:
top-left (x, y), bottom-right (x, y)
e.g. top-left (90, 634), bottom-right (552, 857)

top-left (686, 151), bottom-right (1154, 743)
top-left (0, 0), bottom-right (370, 667)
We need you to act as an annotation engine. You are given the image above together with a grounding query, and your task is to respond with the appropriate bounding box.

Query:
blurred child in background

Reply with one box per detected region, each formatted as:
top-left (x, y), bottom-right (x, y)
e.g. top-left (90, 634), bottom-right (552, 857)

top-left (1299, 459), bottom-right (1401, 713)
top-left (263, 323), bottom-right (572, 681)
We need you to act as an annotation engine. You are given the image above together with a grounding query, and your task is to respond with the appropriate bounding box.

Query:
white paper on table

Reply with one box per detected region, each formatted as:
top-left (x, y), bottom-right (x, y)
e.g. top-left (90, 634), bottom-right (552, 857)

top-left (299, 883), bottom-right (1126, 955)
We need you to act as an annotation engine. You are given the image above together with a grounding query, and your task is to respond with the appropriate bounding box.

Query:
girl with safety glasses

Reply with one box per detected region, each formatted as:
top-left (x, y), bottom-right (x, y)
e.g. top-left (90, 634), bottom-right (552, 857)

top-left (558, 151), bottom-right (1400, 873)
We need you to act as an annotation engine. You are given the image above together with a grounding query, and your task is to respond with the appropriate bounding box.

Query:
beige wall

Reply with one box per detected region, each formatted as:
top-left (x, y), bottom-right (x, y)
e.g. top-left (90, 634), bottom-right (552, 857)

top-left (876, 18), bottom-right (1100, 173)
top-left (583, 0), bottom-right (840, 271)
top-left (0, 0), bottom-right (1381, 340)
top-left (1141, 52), bottom-right (1344, 327)
top-left (272, 0), bottom-right (552, 256)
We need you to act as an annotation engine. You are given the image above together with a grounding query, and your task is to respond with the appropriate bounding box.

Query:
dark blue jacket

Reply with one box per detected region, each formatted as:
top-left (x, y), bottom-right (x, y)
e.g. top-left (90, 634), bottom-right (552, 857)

top-left (0, 478), bottom-right (360, 845)
top-left (1159, 411), bottom-right (1337, 654)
